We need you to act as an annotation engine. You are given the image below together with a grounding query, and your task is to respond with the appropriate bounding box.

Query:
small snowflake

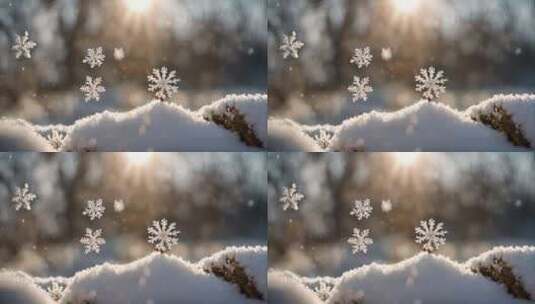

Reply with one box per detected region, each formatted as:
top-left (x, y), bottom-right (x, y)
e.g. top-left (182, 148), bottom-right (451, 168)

top-left (279, 183), bottom-right (304, 211)
top-left (114, 48), bottom-right (125, 61)
top-left (147, 67), bottom-right (180, 101)
top-left (350, 47), bottom-right (373, 68)
top-left (12, 183), bottom-right (37, 211)
top-left (12, 31), bottom-right (37, 59)
top-left (415, 66), bottom-right (448, 101)
top-left (82, 47), bottom-right (106, 68)
top-left (147, 218), bottom-right (180, 253)
top-left (347, 228), bottom-right (373, 254)
top-left (82, 199), bottom-right (106, 221)
top-left (46, 130), bottom-right (66, 150)
top-left (47, 281), bottom-right (65, 301)
top-left (350, 199), bottom-right (373, 220)
top-left (348, 76), bottom-right (373, 102)
top-left (80, 76), bottom-right (106, 102)
top-left (114, 199), bottom-right (125, 212)
top-left (381, 199), bottom-right (393, 213)
top-left (314, 281), bottom-right (332, 301)
top-left (415, 218), bottom-right (447, 253)
top-left (280, 31), bottom-right (304, 59)
top-left (314, 130), bottom-right (333, 150)
top-left (80, 228), bottom-right (106, 254)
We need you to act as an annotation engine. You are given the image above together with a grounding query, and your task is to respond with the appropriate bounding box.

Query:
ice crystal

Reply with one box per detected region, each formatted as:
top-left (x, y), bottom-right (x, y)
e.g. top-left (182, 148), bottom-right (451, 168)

top-left (82, 199), bottom-right (106, 221)
top-left (415, 66), bottom-right (448, 101)
top-left (147, 218), bottom-right (180, 253)
top-left (12, 183), bottom-right (37, 211)
top-left (147, 67), bottom-right (180, 101)
top-left (80, 228), bottom-right (106, 254)
top-left (114, 199), bottom-right (125, 212)
top-left (12, 31), bottom-right (37, 59)
top-left (279, 183), bottom-right (304, 211)
top-left (350, 199), bottom-right (373, 220)
top-left (381, 199), bottom-right (393, 213)
top-left (280, 31), bottom-right (304, 59)
top-left (314, 130), bottom-right (333, 150)
top-left (415, 218), bottom-right (447, 252)
top-left (47, 282), bottom-right (65, 301)
top-left (82, 47), bottom-right (106, 68)
top-left (350, 47), bottom-right (373, 68)
top-left (347, 228), bottom-right (373, 254)
top-left (46, 130), bottom-right (66, 150)
top-left (114, 48), bottom-right (125, 61)
top-left (80, 76), bottom-right (106, 102)
top-left (314, 281), bottom-right (332, 301)
top-left (348, 76), bottom-right (373, 102)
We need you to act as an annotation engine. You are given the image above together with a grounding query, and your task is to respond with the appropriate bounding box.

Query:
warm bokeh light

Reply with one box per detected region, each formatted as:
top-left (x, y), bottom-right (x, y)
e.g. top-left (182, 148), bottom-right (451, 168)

top-left (391, 0), bottom-right (421, 15)
top-left (393, 152), bottom-right (421, 168)
top-left (124, 0), bottom-right (151, 14)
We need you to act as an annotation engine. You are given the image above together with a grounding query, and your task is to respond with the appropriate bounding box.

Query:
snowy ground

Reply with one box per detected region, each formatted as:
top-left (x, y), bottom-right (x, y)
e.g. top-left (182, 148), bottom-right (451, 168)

top-left (269, 246), bottom-right (535, 304)
top-left (0, 246), bottom-right (267, 304)
top-left (269, 94), bottom-right (535, 151)
top-left (0, 94), bottom-right (267, 152)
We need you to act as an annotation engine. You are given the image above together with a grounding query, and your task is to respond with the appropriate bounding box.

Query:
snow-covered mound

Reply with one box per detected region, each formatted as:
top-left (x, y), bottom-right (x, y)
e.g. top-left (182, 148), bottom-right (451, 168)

top-left (0, 94), bottom-right (266, 152)
top-left (0, 120), bottom-right (53, 151)
top-left (0, 272), bottom-right (54, 304)
top-left (271, 246), bottom-right (535, 304)
top-left (0, 246), bottom-right (266, 304)
top-left (269, 94), bottom-right (535, 151)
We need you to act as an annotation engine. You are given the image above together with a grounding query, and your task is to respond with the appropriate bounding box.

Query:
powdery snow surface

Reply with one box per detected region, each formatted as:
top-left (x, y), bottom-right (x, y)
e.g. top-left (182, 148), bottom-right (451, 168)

top-left (271, 247), bottom-right (535, 304)
top-left (269, 94), bottom-right (535, 151)
top-left (0, 246), bottom-right (266, 304)
top-left (0, 94), bottom-right (266, 152)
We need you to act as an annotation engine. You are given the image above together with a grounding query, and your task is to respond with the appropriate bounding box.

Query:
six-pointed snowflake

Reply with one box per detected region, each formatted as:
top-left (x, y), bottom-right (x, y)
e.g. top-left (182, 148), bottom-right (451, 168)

top-left (280, 31), bottom-right (304, 59)
top-left (147, 218), bottom-right (180, 253)
top-left (347, 228), bottom-right (373, 254)
top-left (47, 281), bottom-right (65, 301)
top-left (80, 76), bottom-right (106, 102)
top-left (314, 130), bottom-right (333, 150)
top-left (350, 47), bottom-right (373, 68)
top-left (415, 218), bottom-right (447, 252)
top-left (348, 76), bottom-right (373, 102)
top-left (350, 199), bottom-right (373, 220)
top-left (82, 47), bottom-right (106, 68)
top-left (415, 66), bottom-right (448, 101)
top-left (80, 228), bottom-right (106, 254)
top-left (12, 183), bottom-right (37, 211)
top-left (314, 281), bottom-right (332, 301)
top-left (83, 199), bottom-right (106, 221)
top-left (46, 129), bottom-right (66, 150)
top-left (147, 67), bottom-right (180, 101)
top-left (12, 31), bottom-right (37, 59)
top-left (279, 183), bottom-right (304, 211)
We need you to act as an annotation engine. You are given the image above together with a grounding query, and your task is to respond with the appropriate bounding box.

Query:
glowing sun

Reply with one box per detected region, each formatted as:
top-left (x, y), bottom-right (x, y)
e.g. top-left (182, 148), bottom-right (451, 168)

top-left (124, 0), bottom-right (152, 14)
top-left (391, 0), bottom-right (421, 15)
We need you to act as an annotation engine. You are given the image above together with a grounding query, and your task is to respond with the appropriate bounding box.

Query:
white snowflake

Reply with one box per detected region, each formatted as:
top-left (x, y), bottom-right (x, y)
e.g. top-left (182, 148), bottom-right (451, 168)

top-left (347, 228), bottom-right (373, 254)
top-left (279, 183), bottom-right (304, 211)
top-left (47, 281), bottom-right (65, 301)
top-left (12, 31), bottom-right (37, 59)
top-left (348, 76), bottom-right (373, 102)
top-left (46, 130), bottom-right (66, 150)
top-left (350, 47), bottom-right (373, 68)
top-left (80, 76), bottom-right (106, 102)
top-left (415, 218), bottom-right (447, 252)
top-left (114, 199), bottom-right (125, 212)
top-left (80, 228), bottom-right (106, 254)
top-left (147, 218), bottom-right (180, 253)
top-left (82, 199), bottom-right (106, 221)
top-left (381, 48), bottom-right (393, 61)
top-left (280, 31), bottom-right (304, 59)
top-left (314, 130), bottom-right (333, 150)
top-left (314, 281), bottom-right (332, 301)
top-left (415, 66), bottom-right (448, 101)
top-left (350, 199), bottom-right (373, 220)
top-left (114, 48), bottom-right (125, 61)
top-left (147, 67), bottom-right (180, 101)
top-left (82, 47), bottom-right (106, 68)
top-left (381, 199), bottom-right (393, 213)
top-left (12, 183), bottom-right (37, 211)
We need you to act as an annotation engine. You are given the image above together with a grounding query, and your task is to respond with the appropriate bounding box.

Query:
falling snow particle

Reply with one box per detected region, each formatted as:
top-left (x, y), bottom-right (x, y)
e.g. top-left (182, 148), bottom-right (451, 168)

top-left (415, 66), bottom-right (448, 101)
top-left (350, 47), bottom-right (373, 68)
top-left (381, 48), bottom-right (393, 61)
top-left (147, 67), bottom-right (180, 101)
top-left (350, 199), bottom-right (373, 220)
top-left (348, 228), bottom-right (373, 254)
top-left (83, 199), bottom-right (106, 221)
top-left (147, 218), bottom-right (180, 253)
top-left (12, 31), bottom-right (37, 59)
top-left (280, 31), bottom-right (304, 59)
top-left (381, 199), bottom-right (393, 213)
top-left (415, 218), bottom-right (447, 253)
top-left (80, 76), bottom-right (106, 102)
top-left (279, 183), bottom-right (304, 211)
top-left (80, 228), bottom-right (106, 254)
top-left (114, 199), bottom-right (125, 212)
top-left (114, 48), bottom-right (125, 61)
top-left (82, 47), bottom-right (106, 68)
top-left (12, 183), bottom-right (37, 211)
top-left (348, 76), bottom-right (373, 102)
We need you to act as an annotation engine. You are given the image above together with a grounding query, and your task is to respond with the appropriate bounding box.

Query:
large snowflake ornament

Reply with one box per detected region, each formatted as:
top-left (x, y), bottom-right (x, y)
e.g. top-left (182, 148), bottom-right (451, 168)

top-left (348, 76), bottom-right (373, 102)
top-left (347, 228), bottom-right (373, 254)
top-left (147, 67), bottom-right (180, 101)
top-left (12, 31), bottom-right (37, 59)
top-left (80, 76), bottom-right (106, 102)
top-left (47, 282), bottom-right (65, 301)
top-left (82, 47), bottom-right (106, 68)
top-left (314, 281), bottom-right (332, 301)
top-left (350, 199), bottom-right (373, 220)
top-left (415, 218), bottom-right (447, 252)
top-left (12, 183), bottom-right (37, 211)
top-left (147, 218), bottom-right (180, 253)
top-left (279, 183), bottom-right (304, 211)
top-left (82, 199), bottom-right (106, 221)
top-left (80, 228), bottom-right (106, 254)
top-left (350, 47), bottom-right (373, 68)
top-left (415, 66), bottom-right (448, 101)
top-left (280, 31), bottom-right (304, 59)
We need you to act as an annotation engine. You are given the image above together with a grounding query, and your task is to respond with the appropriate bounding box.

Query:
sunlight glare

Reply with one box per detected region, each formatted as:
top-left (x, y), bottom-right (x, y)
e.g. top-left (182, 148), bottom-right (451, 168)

top-left (125, 152), bottom-right (154, 167)
top-left (391, 0), bottom-right (421, 15)
top-left (393, 152), bottom-right (420, 168)
top-left (125, 0), bottom-right (151, 14)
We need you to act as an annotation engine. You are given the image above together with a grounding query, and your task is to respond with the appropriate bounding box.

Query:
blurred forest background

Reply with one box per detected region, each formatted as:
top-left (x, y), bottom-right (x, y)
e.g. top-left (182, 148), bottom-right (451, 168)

top-left (269, 0), bottom-right (535, 124)
top-left (0, 0), bottom-right (266, 125)
top-left (269, 152), bottom-right (535, 277)
top-left (0, 152), bottom-right (266, 277)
